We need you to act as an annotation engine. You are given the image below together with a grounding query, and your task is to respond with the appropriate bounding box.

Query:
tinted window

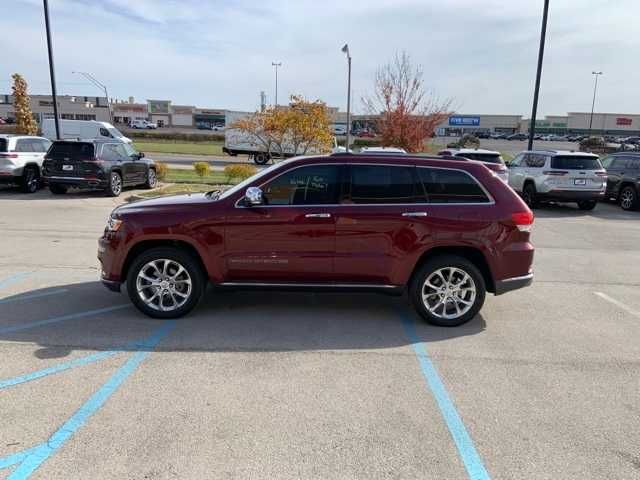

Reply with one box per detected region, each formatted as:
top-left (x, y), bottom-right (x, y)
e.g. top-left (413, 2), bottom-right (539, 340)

top-left (100, 144), bottom-right (122, 161)
top-left (627, 158), bottom-right (640, 170)
top-left (551, 156), bottom-right (601, 170)
top-left (263, 165), bottom-right (338, 205)
top-left (349, 165), bottom-right (423, 204)
top-left (0, 138), bottom-right (6, 153)
top-left (48, 142), bottom-right (94, 159)
top-left (418, 167), bottom-right (490, 204)
top-left (610, 158), bottom-right (627, 169)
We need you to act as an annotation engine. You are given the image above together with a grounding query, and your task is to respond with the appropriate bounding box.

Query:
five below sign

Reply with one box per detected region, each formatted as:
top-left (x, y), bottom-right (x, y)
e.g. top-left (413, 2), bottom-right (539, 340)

top-left (449, 116), bottom-right (480, 126)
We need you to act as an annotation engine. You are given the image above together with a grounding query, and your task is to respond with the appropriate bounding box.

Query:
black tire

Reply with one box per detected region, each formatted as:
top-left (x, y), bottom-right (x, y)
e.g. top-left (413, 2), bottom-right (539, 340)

top-left (619, 185), bottom-right (638, 211)
top-left (522, 182), bottom-right (538, 208)
top-left (144, 168), bottom-right (157, 189)
top-left (126, 247), bottom-right (206, 319)
top-left (21, 166), bottom-right (39, 193)
top-left (254, 153), bottom-right (269, 165)
top-left (106, 171), bottom-right (122, 197)
top-left (410, 255), bottom-right (486, 327)
top-left (49, 183), bottom-right (68, 195)
top-left (577, 200), bottom-right (597, 211)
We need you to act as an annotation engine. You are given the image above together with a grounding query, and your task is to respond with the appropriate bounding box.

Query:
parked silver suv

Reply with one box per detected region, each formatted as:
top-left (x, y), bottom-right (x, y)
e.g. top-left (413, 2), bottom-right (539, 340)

top-left (508, 150), bottom-right (606, 210)
top-left (0, 134), bottom-right (52, 193)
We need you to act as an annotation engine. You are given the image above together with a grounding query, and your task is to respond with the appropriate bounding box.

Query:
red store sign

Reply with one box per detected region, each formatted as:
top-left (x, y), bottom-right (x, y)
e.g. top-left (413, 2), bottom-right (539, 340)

top-left (616, 117), bottom-right (633, 126)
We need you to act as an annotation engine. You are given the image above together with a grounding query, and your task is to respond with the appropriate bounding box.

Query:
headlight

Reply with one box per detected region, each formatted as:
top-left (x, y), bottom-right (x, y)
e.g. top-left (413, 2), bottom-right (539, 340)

top-left (106, 215), bottom-right (123, 232)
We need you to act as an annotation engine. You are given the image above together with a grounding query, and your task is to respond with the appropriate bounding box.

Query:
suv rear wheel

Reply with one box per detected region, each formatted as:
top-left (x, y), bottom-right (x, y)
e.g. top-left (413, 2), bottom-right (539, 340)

top-left (522, 183), bottom-right (538, 208)
top-left (144, 168), bottom-right (157, 189)
top-left (619, 185), bottom-right (638, 211)
top-left (577, 200), bottom-right (597, 211)
top-left (21, 166), bottom-right (39, 193)
top-left (106, 171), bottom-right (122, 197)
top-left (126, 247), bottom-right (205, 319)
top-left (49, 183), bottom-right (68, 195)
top-left (410, 255), bottom-right (486, 327)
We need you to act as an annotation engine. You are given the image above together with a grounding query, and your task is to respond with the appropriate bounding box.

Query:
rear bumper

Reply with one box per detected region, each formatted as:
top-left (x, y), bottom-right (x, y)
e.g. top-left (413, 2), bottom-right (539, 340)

top-left (537, 190), bottom-right (605, 202)
top-left (494, 273), bottom-right (533, 295)
top-left (45, 176), bottom-right (108, 189)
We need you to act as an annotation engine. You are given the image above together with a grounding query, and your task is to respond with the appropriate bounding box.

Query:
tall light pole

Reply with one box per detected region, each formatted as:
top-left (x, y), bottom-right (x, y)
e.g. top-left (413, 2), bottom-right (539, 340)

top-left (43, 0), bottom-right (60, 139)
top-left (73, 71), bottom-right (112, 123)
top-left (527, 0), bottom-right (550, 151)
top-left (588, 71), bottom-right (603, 135)
top-left (271, 62), bottom-right (282, 106)
top-left (342, 44), bottom-right (352, 152)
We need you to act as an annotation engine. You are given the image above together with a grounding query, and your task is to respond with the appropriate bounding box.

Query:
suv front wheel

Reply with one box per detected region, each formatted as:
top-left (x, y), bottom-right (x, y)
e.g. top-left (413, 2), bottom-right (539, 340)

top-left (410, 255), bottom-right (486, 327)
top-left (106, 171), bottom-right (122, 197)
top-left (126, 247), bottom-right (205, 319)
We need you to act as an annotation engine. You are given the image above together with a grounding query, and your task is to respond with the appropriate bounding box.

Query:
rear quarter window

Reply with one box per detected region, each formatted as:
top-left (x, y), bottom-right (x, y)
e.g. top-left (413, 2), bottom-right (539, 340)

top-left (0, 138), bottom-right (6, 152)
top-left (418, 167), bottom-right (490, 204)
top-left (551, 156), bottom-right (602, 170)
top-left (48, 142), bottom-right (95, 159)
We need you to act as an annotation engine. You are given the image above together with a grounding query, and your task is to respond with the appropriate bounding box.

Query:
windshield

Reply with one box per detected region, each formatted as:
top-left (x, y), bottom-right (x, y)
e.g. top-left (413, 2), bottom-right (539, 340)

top-left (218, 160), bottom-right (292, 200)
top-left (458, 153), bottom-right (503, 164)
top-left (122, 143), bottom-right (138, 156)
top-left (108, 127), bottom-right (125, 139)
top-left (551, 156), bottom-right (602, 170)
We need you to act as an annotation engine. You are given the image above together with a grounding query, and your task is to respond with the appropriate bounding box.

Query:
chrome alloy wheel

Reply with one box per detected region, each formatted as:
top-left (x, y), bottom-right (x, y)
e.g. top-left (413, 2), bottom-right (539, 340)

top-left (111, 172), bottom-right (122, 195)
top-left (147, 169), bottom-right (157, 188)
top-left (421, 267), bottom-right (477, 320)
top-left (620, 188), bottom-right (635, 210)
top-left (136, 259), bottom-right (192, 312)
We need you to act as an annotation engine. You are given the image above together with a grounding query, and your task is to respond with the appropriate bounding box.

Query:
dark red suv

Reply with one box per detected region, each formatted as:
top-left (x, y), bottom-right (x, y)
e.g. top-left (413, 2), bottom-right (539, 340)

top-left (98, 154), bottom-right (534, 326)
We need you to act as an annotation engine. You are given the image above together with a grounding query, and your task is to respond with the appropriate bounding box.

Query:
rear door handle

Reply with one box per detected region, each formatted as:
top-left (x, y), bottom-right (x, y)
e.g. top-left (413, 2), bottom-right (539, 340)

top-left (402, 212), bottom-right (428, 217)
top-left (305, 213), bottom-right (331, 218)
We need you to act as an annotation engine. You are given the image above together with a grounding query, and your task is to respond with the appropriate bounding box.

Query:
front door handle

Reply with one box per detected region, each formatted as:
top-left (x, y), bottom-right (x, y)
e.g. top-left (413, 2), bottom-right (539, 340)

top-left (305, 213), bottom-right (331, 218)
top-left (402, 212), bottom-right (428, 217)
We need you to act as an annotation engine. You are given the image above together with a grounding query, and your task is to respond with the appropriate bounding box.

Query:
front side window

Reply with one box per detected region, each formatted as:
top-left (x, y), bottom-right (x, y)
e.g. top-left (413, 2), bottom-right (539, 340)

top-left (511, 153), bottom-right (525, 167)
top-left (600, 156), bottom-right (615, 169)
top-left (418, 167), bottom-right (490, 204)
top-left (100, 144), bottom-right (121, 161)
top-left (262, 165), bottom-right (339, 205)
top-left (15, 139), bottom-right (33, 152)
top-left (348, 165), bottom-right (423, 204)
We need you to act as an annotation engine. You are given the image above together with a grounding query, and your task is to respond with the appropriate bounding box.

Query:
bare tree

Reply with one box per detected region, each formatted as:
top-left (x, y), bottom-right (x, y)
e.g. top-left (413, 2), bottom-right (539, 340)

top-left (363, 51), bottom-right (451, 152)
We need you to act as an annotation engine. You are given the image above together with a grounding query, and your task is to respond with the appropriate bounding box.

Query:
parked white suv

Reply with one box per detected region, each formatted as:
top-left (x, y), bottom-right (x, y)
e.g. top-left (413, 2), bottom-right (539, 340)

top-left (508, 150), bottom-right (606, 210)
top-left (0, 134), bottom-right (52, 193)
top-left (130, 119), bottom-right (157, 129)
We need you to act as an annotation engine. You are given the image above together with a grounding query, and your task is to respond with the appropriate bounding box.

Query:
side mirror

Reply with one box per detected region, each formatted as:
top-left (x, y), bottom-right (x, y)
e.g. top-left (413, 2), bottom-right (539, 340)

top-left (244, 186), bottom-right (263, 206)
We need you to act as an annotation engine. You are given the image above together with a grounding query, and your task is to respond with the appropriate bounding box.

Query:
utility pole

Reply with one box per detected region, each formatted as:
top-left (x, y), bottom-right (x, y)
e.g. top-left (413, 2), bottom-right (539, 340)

top-left (527, 0), bottom-right (550, 151)
top-left (342, 44), bottom-right (352, 152)
top-left (43, 0), bottom-right (60, 139)
top-left (73, 71), bottom-right (112, 123)
top-left (271, 62), bottom-right (282, 106)
top-left (588, 71), bottom-right (603, 135)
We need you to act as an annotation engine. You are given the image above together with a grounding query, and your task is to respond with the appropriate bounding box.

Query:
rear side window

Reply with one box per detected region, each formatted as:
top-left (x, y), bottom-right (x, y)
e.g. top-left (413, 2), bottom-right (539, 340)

top-left (48, 142), bottom-right (95, 159)
top-left (0, 138), bottom-right (7, 152)
top-left (348, 165), bottom-right (424, 204)
top-left (15, 139), bottom-right (34, 152)
top-left (418, 167), bottom-right (490, 204)
top-left (551, 156), bottom-right (601, 170)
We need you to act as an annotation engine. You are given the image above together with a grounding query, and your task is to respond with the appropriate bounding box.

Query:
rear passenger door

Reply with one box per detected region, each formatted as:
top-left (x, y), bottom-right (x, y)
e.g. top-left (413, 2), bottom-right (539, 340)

top-left (604, 157), bottom-right (627, 197)
top-left (333, 164), bottom-right (428, 285)
top-left (508, 153), bottom-right (527, 191)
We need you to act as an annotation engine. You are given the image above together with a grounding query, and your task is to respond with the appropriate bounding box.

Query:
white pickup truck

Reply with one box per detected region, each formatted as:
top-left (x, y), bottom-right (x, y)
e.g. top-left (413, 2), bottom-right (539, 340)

top-left (130, 119), bottom-right (157, 129)
top-left (222, 110), bottom-right (344, 164)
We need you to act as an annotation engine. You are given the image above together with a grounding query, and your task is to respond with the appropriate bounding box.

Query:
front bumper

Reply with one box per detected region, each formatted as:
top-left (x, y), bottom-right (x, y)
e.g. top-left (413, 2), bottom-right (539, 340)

top-left (98, 233), bottom-right (126, 293)
top-left (494, 273), bottom-right (533, 295)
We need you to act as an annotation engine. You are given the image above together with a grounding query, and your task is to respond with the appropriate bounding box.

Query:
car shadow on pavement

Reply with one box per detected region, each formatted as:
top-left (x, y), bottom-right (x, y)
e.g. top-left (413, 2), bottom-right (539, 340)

top-left (0, 281), bottom-right (486, 358)
top-left (0, 185), bottom-right (147, 201)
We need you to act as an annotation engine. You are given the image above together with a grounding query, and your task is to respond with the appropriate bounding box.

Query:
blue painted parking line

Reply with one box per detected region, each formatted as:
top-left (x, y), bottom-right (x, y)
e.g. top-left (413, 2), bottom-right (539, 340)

top-left (0, 288), bottom-right (68, 305)
top-left (0, 272), bottom-right (32, 291)
top-left (399, 309), bottom-right (491, 480)
top-left (0, 304), bottom-right (129, 335)
top-left (0, 320), bottom-right (176, 479)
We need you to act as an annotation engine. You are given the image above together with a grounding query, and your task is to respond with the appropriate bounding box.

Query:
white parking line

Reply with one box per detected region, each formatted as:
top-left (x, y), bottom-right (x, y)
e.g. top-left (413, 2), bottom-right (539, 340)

top-left (594, 292), bottom-right (640, 319)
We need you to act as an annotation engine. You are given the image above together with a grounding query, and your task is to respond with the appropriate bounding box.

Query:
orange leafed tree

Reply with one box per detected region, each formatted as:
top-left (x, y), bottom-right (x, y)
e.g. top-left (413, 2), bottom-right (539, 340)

top-left (363, 52), bottom-right (451, 153)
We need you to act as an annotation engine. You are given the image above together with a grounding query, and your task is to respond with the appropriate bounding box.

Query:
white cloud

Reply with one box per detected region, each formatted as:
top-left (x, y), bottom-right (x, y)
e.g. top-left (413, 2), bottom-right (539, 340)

top-left (3, 0), bottom-right (640, 115)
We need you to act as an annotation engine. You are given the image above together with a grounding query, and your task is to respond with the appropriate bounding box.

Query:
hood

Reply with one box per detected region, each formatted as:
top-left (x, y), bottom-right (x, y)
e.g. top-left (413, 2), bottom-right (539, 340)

top-left (114, 193), bottom-right (211, 215)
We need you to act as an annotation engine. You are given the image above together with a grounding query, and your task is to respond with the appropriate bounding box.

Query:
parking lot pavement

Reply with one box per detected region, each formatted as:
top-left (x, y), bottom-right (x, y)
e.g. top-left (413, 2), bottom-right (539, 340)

top-left (1, 189), bottom-right (639, 479)
top-left (432, 137), bottom-right (579, 157)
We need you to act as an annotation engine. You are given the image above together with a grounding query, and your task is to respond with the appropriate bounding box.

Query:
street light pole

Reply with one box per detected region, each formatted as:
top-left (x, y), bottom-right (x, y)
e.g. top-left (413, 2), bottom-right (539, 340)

top-left (271, 62), bottom-right (282, 106)
top-left (588, 71), bottom-right (603, 135)
top-left (528, 0), bottom-right (550, 151)
top-left (73, 71), bottom-right (112, 123)
top-left (342, 44), bottom-right (352, 152)
top-left (43, 0), bottom-right (60, 139)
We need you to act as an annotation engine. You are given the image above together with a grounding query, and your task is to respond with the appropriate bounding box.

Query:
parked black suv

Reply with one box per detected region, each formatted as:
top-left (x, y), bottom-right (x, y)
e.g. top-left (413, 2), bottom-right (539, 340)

top-left (601, 153), bottom-right (640, 210)
top-left (43, 139), bottom-right (157, 196)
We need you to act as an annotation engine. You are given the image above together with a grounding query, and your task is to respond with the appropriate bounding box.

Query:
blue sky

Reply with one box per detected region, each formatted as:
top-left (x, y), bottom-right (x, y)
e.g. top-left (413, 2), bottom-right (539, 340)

top-left (3, 0), bottom-right (639, 115)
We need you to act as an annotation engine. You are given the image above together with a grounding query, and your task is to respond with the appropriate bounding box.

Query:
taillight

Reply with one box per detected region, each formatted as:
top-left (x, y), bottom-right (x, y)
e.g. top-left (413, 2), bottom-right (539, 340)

top-left (543, 170), bottom-right (568, 176)
top-left (511, 211), bottom-right (534, 233)
top-left (595, 171), bottom-right (607, 177)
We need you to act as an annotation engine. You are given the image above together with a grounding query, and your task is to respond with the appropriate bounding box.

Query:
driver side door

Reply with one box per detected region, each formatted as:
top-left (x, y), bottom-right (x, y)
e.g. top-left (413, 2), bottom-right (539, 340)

top-left (223, 164), bottom-right (340, 282)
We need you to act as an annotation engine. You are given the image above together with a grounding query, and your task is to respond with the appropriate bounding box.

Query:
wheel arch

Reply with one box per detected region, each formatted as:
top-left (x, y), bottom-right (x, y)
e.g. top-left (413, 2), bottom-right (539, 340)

top-left (409, 246), bottom-right (495, 294)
